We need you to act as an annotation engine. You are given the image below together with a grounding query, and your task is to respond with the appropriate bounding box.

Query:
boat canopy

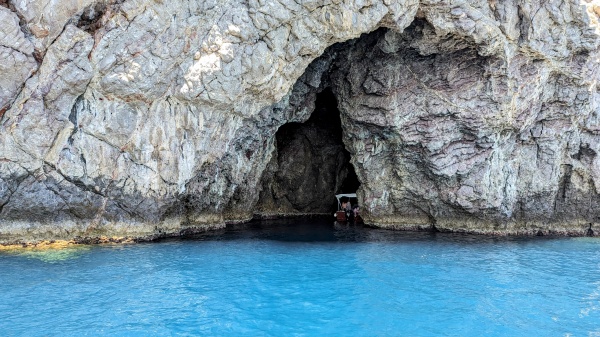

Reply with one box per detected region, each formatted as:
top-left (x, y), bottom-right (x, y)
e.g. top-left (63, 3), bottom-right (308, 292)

top-left (335, 193), bottom-right (357, 209)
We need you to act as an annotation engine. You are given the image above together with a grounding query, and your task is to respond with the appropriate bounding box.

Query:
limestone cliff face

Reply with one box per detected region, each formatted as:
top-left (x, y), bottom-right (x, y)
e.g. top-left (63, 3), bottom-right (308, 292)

top-left (329, 22), bottom-right (600, 234)
top-left (1, 0), bottom-right (600, 242)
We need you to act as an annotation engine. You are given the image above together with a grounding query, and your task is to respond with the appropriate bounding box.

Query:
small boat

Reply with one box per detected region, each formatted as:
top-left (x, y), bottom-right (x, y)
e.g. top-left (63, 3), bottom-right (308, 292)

top-left (334, 193), bottom-right (363, 224)
top-left (335, 209), bottom-right (348, 222)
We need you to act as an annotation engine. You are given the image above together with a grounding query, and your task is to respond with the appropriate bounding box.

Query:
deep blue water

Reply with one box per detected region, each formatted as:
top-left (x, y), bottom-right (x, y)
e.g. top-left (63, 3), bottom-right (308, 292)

top-left (1, 218), bottom-right (600, 336)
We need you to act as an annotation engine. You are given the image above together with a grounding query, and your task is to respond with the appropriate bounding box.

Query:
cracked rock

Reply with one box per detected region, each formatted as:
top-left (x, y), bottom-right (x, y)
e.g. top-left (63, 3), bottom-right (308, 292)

top-left (2, 0), bottom-right (600, 242)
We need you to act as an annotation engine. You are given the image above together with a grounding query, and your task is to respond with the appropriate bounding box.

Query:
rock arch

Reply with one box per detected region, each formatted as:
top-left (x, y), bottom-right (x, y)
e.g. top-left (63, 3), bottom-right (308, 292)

top-left (256, 88), bottom-right (360, 216)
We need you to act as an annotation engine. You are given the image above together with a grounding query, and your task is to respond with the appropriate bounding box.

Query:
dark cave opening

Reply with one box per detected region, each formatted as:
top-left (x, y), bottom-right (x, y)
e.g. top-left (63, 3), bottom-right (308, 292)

top-left (258, 88), bottom-right (360, 214)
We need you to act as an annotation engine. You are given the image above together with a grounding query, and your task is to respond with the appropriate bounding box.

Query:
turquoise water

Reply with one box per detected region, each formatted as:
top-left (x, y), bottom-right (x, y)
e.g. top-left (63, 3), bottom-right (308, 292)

top-left (1, 218), bottom-right (600, 336)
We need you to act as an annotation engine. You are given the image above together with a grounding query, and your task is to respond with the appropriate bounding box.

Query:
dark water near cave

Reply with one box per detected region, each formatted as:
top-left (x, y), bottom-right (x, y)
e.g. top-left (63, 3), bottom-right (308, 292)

top-left (1, 218), bottom-right (600, 336)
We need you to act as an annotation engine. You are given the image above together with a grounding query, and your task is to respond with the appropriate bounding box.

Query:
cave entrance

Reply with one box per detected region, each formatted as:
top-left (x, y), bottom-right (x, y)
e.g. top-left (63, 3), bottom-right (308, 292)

top-left (258, 88), bottom-right (360, 214)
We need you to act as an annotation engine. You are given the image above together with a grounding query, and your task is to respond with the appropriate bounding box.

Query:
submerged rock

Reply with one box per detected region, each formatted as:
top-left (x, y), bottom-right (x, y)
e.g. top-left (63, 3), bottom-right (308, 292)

top-left (1, 0), bottom-right (600, 241)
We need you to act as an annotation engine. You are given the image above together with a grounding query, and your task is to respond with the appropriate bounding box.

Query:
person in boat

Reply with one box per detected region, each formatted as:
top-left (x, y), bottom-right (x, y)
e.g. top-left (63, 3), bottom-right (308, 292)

top-left (345, 200), bottom-right (352, 213)
top-left (353, 205), bottom-right (362, 224)
top-left (345, 199), bottom-right (357, 221)
top-left (341, 200), bottom-right (349, 215)
top-left (340, 199), bottom-right (352, 221)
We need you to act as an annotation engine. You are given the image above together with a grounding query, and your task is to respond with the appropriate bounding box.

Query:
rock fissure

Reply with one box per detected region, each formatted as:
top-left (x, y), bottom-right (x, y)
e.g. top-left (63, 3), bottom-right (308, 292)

top-left (0, 172), bottom-right (28, 214)
top-left (76, 0), bottom-right (126, 34)
top-left (44, 162), bottom-right (105, 198)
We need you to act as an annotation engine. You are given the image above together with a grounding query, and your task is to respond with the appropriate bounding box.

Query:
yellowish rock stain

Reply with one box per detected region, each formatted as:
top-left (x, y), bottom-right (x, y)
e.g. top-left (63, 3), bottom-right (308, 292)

top-left (0, 237), bottom-right (136, 252)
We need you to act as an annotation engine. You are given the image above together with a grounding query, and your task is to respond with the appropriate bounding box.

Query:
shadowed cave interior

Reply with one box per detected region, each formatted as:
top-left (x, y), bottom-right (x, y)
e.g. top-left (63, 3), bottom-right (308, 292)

top-left (258, 88), bottom-right (360, 214)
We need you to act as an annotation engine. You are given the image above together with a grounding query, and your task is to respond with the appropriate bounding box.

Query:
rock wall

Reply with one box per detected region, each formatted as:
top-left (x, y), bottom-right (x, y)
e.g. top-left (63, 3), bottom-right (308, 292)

top-left (1, 0), bottom-right (600, 242)
top-left (328, 20), bottom-right (600, 235)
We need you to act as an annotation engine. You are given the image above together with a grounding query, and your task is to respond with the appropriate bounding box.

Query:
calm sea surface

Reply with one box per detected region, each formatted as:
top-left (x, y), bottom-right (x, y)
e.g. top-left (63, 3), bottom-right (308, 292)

top-left (1, 218), bottom-right (599, 336)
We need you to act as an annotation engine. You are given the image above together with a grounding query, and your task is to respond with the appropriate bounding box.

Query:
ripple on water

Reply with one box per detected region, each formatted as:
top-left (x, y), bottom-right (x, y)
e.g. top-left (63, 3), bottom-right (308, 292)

top-left (1, 218), bottom-right (600, 336)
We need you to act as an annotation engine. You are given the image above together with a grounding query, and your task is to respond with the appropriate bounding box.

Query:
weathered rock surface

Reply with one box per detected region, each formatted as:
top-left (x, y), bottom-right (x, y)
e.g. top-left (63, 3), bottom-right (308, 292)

top-left (1, 0), bottom-right (600, 242)
top-left (0, 7), bottom-right (37, 115)
top-left (328, 20), bottom-right (600, 235)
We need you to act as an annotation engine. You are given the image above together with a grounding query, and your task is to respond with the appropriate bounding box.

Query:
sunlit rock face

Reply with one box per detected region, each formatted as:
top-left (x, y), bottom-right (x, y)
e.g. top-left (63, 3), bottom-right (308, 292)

top-left (328, 21), bottom-right (600, 234)
top-left (1, 0), bottom-right (600, 242)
